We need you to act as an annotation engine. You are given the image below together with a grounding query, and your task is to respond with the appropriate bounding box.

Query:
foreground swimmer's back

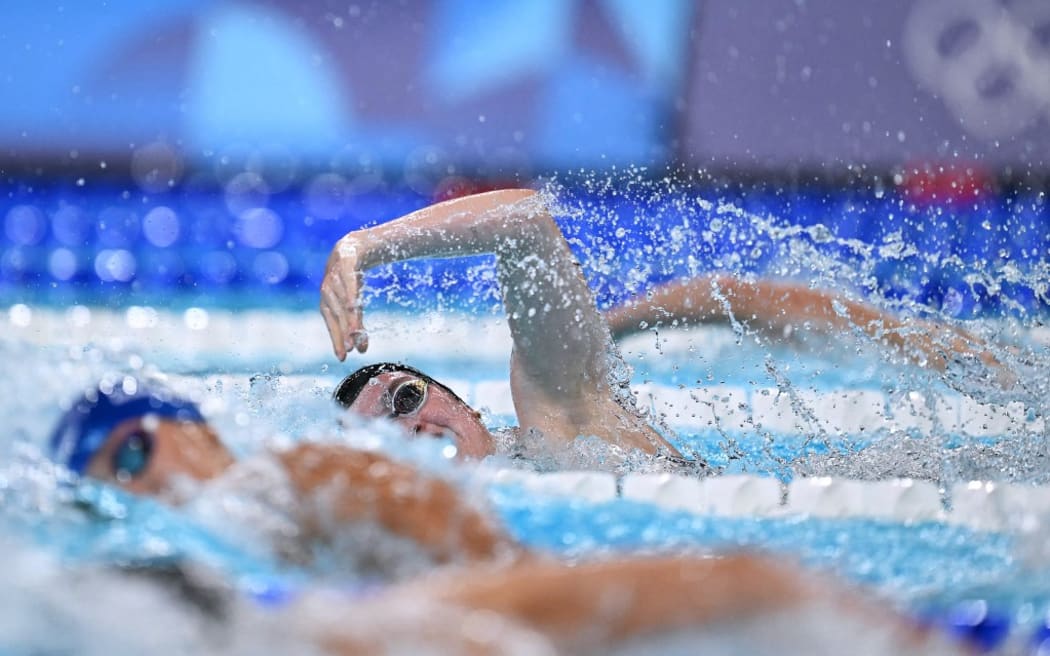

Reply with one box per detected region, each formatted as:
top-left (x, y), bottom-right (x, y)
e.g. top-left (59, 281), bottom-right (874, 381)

top-left (51, 379), bottom-right (517, 570)
top-left (45, 380), bottom-right (962, 654)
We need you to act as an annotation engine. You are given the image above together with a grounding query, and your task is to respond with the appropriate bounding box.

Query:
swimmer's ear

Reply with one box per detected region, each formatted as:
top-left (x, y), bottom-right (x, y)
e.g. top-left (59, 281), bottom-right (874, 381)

top-left (72, 496), bottom-right (110, 520)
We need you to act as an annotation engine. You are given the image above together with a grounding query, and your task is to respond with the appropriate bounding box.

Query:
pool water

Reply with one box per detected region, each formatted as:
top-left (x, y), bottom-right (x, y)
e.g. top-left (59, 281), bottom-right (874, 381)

top-left (3, 179), bottom-right (1050, 651)
top-left (3, 306), bottom-right (1048, 615)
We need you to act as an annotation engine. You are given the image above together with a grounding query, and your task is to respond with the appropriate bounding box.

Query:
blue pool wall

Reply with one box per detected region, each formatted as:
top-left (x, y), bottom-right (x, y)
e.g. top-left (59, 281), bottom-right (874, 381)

top-left (1, 178), bottom-right (1048, 318)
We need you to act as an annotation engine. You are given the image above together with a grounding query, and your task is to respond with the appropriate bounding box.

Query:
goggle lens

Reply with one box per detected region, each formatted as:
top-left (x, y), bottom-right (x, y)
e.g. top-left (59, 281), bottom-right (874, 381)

top-left (112, 429), bottom-right (154, 480)
top-left (390, 379), bottom-right (428, 417)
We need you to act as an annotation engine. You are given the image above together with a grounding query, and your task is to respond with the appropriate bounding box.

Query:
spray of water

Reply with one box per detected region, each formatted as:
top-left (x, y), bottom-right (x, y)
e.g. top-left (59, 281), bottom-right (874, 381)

top-left (530, 172), bottom-right (1050, 486)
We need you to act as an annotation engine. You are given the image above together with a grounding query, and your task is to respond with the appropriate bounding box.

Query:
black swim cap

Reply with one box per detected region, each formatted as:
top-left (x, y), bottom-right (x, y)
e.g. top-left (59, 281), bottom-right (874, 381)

top-left (333, 362), bottom-right (468, 409)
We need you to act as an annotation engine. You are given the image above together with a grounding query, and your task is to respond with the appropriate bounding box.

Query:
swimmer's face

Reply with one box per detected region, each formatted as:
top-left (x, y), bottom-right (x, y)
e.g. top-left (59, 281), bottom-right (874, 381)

top-left (85, 417), bottom-right (235, 499)
top-left (346, 372), bottom-right (495, 459)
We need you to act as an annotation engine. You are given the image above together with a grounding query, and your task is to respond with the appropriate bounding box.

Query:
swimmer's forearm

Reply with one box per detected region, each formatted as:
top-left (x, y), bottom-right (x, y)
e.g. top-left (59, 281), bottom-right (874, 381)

top-left (608, 276), bottom-right (915, 352)
top-left (321, 188), bottom-right (576, 359)
top-left (404, 554), bottom-right (941, 652)
top-left (606, 276), bottom-right (855, 338)
top-left (605, 276), bottom-right (729, 338)
top-left (345, 189), bottom-right (554, 267)
top-left (292, 587), bottom-right (555, 656)
top-left (407, 555), bottom-right (814, 648)
top-left (607, 276), bottom-right (1006, 376)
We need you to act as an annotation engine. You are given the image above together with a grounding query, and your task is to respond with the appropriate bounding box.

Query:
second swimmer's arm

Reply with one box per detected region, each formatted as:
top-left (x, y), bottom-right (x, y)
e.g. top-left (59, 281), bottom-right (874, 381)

top-left (605, 275), bottom-right (1001, 374)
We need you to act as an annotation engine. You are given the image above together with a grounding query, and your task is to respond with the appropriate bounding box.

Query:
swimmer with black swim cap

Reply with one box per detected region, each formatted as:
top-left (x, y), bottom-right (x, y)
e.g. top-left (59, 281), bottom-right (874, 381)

top-left (333, 361), bottom-right (707, 473)
top-left (322, 189), bottom-right (1011, 471)
top-left (333, 362), bottom-right (495, 459)
top-left (320, 189), bottom-right (684, 465)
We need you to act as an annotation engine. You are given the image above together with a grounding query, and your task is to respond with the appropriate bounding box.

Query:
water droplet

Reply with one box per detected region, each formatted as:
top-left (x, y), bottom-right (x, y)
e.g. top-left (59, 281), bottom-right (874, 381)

top-left (810, 224), bottom-right (833, 243)
top-left (184, 308), bottom-right (210, 330)
top-left (8, 304), bottom-right (32, 327)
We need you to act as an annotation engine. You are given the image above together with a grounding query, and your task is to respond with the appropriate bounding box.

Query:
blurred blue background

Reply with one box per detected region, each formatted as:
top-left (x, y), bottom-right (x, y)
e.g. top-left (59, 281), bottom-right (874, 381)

top-left (1, 0), bottom-right (1048, 310)
top-left (0, 0), bottom-right (693, 170)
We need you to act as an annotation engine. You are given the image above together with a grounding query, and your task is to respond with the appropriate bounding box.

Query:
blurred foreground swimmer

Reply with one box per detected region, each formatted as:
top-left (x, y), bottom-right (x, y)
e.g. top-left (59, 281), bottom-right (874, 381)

top-left (46, 381), bottom-right (963, 654)
top-left (50, 378), bottom-right (518, 569)
top-left (97, 548), bottom-right (963, 655)
top-left (322, 189), bottom-right (1007, 464)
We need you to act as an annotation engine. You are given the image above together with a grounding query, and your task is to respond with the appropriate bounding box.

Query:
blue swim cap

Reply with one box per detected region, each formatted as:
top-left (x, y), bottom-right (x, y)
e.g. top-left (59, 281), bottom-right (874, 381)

top-left (50, 379), bottom-right (205, 475)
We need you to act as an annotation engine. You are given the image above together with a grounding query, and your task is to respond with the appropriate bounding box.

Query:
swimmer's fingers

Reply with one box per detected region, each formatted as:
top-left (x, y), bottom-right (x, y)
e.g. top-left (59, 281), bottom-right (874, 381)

top-left (321, 236), bottom-right (372, 357)
top-left (321, 276), bottom-right (363, 359)
top-left (321, 287), bottom-right (349, 361)
top-left (351, 327), bottom-right (369, 352)
top-left (321, 250), bottom-right (349, 360)
top-left (332, 268), bottom-right (369, 354)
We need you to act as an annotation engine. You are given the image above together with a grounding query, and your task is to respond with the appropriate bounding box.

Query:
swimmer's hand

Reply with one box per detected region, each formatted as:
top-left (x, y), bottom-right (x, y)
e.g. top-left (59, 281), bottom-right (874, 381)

top-left (320, 189), bottom-right (539, 361)
top-left (321, 235), bottom-right (369, 360)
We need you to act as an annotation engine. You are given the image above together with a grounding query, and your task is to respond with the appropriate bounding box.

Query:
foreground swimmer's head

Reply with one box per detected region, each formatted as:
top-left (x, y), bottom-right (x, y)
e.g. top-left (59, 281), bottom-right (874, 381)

top-left (333, 363), bottom-right (495, 459)
top-left (50, 380), bottom-right (234, 497)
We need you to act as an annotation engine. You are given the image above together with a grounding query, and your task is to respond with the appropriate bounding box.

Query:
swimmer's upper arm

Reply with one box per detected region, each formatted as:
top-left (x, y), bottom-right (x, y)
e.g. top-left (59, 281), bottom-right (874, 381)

top-left (494, 208), bottom-right (618, 412)
top-left (488, 201), bottom-right (671, 451)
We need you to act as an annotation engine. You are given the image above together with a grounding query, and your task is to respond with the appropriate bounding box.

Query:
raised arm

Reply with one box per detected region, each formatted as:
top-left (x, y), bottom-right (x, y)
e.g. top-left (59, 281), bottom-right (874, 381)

top-left (321, 189), bottom-right (672, 452)
top-left (321, 189), bottom-right (604, 372)
top-left (606, 275), bottom-right (1004, 375)
top-left (277, 443), bottom-right (518, 564)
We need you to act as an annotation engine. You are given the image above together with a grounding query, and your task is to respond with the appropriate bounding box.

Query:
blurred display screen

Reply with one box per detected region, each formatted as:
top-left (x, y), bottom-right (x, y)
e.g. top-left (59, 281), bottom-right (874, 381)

top-left (0, 0), bottom-right (693, 172)
top-left (2, 1), bottom-right (1046, 175)
top-left (683, 0), bottom-right (1050, 172)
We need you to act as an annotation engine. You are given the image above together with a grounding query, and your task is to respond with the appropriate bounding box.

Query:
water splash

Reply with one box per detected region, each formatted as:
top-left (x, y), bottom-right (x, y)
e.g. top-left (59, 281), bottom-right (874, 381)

top-left (536, 171), bottom-right (1050, 487)
top-left (3, 171), bottom-right (1050, 648)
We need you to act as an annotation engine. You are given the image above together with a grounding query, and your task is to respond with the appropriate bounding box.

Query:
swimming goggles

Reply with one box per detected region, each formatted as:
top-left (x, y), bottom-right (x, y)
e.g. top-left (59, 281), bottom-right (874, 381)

top-left (111, 428), bottom-right (154, 480)
top-left (385, 377), bottom-right (428, 418)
